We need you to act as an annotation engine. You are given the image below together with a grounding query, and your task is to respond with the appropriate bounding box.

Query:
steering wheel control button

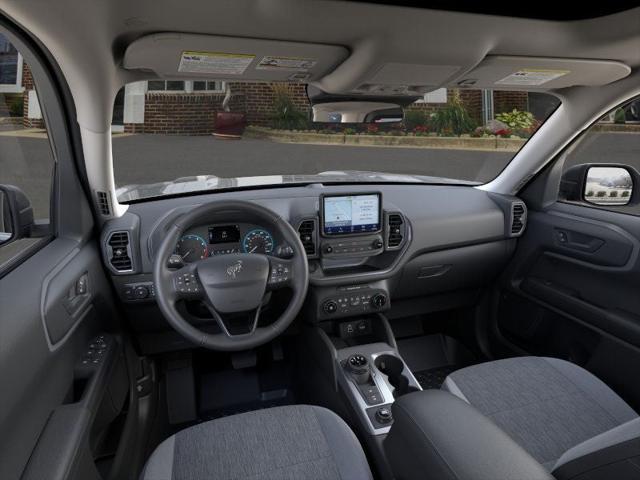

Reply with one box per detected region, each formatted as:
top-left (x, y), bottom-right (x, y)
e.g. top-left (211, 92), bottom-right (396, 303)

top-left (175, 272), bottom-right (200, 295)
top-left (269, 262), bottom-right (290, 286)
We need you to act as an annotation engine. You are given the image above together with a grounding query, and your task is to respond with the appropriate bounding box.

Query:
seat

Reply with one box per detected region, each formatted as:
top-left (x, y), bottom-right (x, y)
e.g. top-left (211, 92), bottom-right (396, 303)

top-left (140, 404), bottom-right (373, 480)
top-left (442, 356), bottom-right (640, 474)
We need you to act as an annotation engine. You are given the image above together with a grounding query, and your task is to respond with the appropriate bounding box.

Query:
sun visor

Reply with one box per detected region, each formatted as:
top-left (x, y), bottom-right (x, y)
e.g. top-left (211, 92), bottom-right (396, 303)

top-left (123, 33), bottom-right (349, 83)
top-left (452, 56), bottom-right (631, 90)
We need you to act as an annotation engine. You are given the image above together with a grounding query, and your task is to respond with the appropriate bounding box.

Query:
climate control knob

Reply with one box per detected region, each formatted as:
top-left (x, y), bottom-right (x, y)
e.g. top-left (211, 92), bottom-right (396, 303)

top-left (323, 300), bottom-right (338, 314)
top-left (371, 293), bottom-right (387, 309)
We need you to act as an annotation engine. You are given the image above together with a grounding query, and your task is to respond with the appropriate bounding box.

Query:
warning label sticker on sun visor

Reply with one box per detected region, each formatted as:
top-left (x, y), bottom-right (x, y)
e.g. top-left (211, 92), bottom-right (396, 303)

top-left (256, 56), bottom-right (317, 71)
top-left (178, 52), bottom-right (255, 75)
top-left (495, 69), bottom-right (570, 86)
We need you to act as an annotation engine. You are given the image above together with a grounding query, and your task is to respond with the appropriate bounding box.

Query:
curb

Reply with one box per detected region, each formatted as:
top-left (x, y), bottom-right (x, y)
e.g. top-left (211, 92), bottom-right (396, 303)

top-left (244, 126), bottom-right (526, 152)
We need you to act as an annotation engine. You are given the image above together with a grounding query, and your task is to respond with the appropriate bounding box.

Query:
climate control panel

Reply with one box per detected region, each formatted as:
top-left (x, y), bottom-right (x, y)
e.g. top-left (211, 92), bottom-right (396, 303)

top-left (320, 285), bottom-right (389, 319)
top-left (321, 234), bottom-right (385, 259)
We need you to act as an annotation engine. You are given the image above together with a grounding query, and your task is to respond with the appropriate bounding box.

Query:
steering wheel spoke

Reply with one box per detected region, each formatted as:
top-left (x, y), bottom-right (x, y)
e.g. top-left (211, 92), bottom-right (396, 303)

top-left (267, 257), bottom-right (294, 291)
top-left (204, 302), bottom-right (262, 338)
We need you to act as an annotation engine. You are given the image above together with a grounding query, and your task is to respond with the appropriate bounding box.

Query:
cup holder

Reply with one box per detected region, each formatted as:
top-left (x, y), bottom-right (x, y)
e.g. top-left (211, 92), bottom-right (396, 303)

top-left (374, 354), bottom-right (419, 398)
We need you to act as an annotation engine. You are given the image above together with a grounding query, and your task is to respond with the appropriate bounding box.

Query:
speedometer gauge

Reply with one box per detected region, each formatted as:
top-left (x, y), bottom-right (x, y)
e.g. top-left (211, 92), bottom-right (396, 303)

top-left (175, 234), bottom-right (208, 263)
top-left (242, 229), bottom-right (275, 254)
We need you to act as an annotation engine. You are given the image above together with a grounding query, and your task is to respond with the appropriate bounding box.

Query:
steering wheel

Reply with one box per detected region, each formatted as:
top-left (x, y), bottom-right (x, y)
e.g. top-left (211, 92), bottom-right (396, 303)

top-left (153, 200), bottom-right (309, 351)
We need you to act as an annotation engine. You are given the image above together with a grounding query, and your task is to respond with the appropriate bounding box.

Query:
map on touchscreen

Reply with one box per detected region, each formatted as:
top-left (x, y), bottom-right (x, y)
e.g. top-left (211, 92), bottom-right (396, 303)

top-left (323, 194), bottom-right (380, 235)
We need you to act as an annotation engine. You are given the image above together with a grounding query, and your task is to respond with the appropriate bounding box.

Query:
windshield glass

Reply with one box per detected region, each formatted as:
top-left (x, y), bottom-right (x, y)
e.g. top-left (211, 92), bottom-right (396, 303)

top-left (112, 81), bottom-right (560, 202)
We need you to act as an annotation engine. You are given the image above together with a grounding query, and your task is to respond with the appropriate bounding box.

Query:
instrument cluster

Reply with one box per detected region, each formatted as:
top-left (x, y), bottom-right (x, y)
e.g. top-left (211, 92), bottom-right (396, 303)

top-left (174, 224), bottom-right (276, 263)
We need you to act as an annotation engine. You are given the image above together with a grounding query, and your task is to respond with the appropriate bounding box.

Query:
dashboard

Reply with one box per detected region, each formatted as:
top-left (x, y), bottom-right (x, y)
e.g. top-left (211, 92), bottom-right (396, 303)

top-left (174, 223), bottom-right (278, 263)
top-left (100, 183), bottom-right (527, 353)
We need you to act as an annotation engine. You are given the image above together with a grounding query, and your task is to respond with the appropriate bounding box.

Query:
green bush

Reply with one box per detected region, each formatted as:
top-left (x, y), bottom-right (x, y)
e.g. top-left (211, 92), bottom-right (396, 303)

top-left (8, 96), bottom-right (23, 117)
top-left (495, 109), bottom-right (535, 130)
top-left (432, 93), bottom-right (475, 136)
top-left (614, 107), bottom-right (626, 124)
top-left (586, 190), bottom-right (594, 197)
top-left (269, 83), bottom-right (309, 130)
top-left (404, 110), bottom-right (429, 131)
top-left (622, 191), bottom-right (630, 197)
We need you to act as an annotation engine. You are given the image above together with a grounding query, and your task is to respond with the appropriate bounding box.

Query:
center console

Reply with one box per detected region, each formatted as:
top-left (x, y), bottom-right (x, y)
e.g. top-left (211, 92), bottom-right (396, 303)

top-left (303, 313), bottom-right (422, 479)
top-left (336, 343), bottom-right (422, 435)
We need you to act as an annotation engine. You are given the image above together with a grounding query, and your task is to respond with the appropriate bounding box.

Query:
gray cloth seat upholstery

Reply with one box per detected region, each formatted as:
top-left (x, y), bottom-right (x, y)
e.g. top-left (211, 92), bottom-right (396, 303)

top-left (141, 404), bottom-right (373, 480)
top-left (442, 356), bottom-right (640, 475)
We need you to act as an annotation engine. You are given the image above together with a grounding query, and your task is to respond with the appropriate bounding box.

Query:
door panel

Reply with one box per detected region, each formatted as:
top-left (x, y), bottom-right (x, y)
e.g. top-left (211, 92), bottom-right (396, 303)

top-left (0, 236), bottom-right (121, 479)
top-left (0, 23), bottom-right (135, 480)
top-left (495, 202), bottom-right (640, 411)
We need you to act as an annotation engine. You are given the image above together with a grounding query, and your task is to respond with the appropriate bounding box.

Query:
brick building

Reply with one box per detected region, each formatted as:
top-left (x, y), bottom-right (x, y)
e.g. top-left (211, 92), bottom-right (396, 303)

top-left (115, 80), bottom-right (534, 135)
top-left (13, 64), bottom-right (542, 135)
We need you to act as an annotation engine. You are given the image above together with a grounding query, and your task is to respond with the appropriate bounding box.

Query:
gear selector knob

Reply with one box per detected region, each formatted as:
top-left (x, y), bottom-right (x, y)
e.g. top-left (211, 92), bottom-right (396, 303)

top-left (346, 354), bottom-right (370, 384)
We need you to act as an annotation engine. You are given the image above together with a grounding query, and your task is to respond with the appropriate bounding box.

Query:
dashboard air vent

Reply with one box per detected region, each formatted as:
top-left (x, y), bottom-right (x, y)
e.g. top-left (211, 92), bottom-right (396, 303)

top-left (96, 191), bottom-right (111, 216)
top-left (387, 213), bottom-right (404, 248)
top-left (511, 203), bottom-right (527, 236)
top-left (298, 220), bottom-right (317, 257)
top-left (108, 231), bottom-right (132, 271)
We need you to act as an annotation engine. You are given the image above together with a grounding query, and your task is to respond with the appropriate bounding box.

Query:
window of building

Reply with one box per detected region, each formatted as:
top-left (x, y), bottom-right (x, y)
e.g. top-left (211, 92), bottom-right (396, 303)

top-left (147, 80), bottom-right (185, 91)
top-left (0, 33), bottom-right (23, 93)
top-left (147, 80), bottom-right (226, 93)
top-left (193, 80), bottom-right (225, 92)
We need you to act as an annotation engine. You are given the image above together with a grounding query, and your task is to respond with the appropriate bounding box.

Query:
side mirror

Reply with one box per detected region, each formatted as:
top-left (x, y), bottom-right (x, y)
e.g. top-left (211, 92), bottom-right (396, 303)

top-left (0, 185), bottom-right (34, 245)
top-left (560, 164), bottom-right (636, 207)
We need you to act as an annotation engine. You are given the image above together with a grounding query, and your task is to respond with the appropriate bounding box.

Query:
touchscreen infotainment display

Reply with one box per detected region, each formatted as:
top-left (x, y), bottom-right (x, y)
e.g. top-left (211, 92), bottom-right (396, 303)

top-left (322, 194), bottom-right (381, 235)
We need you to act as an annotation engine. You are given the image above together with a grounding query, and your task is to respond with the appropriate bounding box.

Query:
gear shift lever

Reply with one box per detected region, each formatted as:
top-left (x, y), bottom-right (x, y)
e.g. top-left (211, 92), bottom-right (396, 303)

top-left (346, 354), bottom-right (371, 384)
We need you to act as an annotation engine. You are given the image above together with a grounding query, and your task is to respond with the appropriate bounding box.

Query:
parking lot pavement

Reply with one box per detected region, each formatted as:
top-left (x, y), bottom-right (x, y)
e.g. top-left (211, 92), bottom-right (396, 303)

top-left (110, 135), bottom-right (514, 185)
top-left (0, 131), bottom-right (638, 219)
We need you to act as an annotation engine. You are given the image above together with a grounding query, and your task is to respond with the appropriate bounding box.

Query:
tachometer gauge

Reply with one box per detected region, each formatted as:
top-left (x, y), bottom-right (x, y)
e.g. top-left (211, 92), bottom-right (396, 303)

top-left (242, 229), bottom-right (275, 254)
top-left (175, 234), bottom-right (208, 263)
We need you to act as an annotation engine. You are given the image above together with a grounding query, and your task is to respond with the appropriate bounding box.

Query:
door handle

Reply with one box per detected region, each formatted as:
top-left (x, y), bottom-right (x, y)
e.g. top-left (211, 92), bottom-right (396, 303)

top-left (64, 273), bottom-right (91, 317)
top-left (554, 229), bottom-right (604, 253)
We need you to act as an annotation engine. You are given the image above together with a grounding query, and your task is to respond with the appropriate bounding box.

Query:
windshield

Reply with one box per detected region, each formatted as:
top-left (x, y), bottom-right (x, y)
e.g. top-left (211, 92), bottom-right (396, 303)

top-left (112, 81), bottom-right (560, 202)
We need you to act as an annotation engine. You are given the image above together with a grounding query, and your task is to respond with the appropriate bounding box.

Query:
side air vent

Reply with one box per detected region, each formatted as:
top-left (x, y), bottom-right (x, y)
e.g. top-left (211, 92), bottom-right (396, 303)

top-left (510, 202), bottom-right (527, 236)
top-left (298, 219), bottom-right (317, 257)
top-left (96, 191), bottom-right (111, 216)
top-left (387, 213), bottom-right (405, 249)
top-left (107, 231), bottom-right (133, 272)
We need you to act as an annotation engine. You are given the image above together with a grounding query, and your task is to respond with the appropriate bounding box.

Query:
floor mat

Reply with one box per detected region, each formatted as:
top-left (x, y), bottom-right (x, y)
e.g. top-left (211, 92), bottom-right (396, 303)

top-left (413, 365), bottom-right (460, 389)
top-left (201, 391), bottom-right (295, 420)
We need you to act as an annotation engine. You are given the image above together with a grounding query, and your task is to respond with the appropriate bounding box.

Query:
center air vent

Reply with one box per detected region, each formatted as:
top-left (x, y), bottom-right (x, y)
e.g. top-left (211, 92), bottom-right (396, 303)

top-left (511, 203), bottom-right (527, 236)
top-left (108, 231), bottom-right (132, 272)
top-left (298, 219), bottom-right (317, 257)
top-left (387, 213), bottom-right (405, 249)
